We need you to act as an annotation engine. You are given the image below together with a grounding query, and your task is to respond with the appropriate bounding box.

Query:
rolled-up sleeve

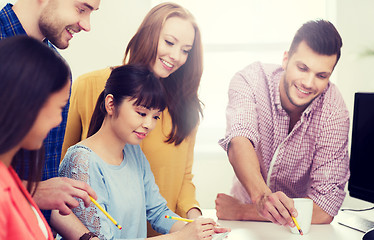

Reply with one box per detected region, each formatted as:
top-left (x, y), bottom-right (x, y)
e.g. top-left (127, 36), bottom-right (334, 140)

top-left (308, 101), bottom-right (350, 217)
top-left (218, 63), bottom-right (262, 152)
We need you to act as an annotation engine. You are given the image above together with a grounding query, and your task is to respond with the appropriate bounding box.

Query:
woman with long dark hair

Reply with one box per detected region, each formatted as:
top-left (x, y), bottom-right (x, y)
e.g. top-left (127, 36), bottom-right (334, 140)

top-left (62, 3), bottom-right (205, 236)
top-left (59, 64), bottom-right (228, 239)
top-left (0, 35), bottom-right (71, 239)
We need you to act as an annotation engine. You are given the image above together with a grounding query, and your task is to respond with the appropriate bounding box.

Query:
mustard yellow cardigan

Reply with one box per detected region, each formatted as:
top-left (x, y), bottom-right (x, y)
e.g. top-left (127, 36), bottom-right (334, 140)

top-left (61, 68), bottom-right (200, 219)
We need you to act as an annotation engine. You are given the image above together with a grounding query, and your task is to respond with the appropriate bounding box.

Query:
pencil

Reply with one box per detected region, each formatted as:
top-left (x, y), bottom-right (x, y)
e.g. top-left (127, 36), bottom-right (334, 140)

top-left (291, 216), bottom-right (303, 236)
top-left (165, 215), bottom-right (194, 223)
top-left (90, 196), bottom-right (122, 230)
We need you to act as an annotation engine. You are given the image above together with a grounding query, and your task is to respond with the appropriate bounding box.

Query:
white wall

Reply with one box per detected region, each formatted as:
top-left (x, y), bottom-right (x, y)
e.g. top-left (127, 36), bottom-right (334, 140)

top-left (60, 0), bottom-right (152, 79)
top-left (335, 0), bottom-right (374, 124)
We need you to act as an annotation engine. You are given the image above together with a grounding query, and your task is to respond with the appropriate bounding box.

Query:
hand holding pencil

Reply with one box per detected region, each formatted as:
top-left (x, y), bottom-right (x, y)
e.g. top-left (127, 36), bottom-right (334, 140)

top-left (256, 191), bottom-right (301, 227)
top-left (165, 215), bottom-right (231, 239)
top-left (291, 216), bottom-right (303, 235)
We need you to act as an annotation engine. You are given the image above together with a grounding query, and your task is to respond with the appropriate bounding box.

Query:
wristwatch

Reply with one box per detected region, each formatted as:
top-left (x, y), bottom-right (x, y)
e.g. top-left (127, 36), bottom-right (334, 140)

top-left (79, 232), bottom-right (98, 240)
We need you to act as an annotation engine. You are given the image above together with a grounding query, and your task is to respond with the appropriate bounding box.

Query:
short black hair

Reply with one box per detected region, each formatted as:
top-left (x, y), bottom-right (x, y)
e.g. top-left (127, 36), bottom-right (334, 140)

top-left (289, 19), bottom-right (343, 64)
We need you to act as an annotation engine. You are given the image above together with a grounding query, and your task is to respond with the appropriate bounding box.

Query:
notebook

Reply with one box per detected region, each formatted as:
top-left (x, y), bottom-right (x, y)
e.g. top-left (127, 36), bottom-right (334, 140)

top-left (337, 210), bottom-right (374, 233)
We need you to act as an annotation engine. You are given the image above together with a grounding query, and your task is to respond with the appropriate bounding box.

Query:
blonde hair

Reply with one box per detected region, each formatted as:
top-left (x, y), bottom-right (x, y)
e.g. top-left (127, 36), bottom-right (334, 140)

top-left (124, 2), bottom-right (203, 145)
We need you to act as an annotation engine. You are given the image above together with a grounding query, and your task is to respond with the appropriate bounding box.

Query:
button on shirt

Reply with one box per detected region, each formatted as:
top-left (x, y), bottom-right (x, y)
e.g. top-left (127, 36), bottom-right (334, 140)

top-left (219, 62), bottom-right (350, 217)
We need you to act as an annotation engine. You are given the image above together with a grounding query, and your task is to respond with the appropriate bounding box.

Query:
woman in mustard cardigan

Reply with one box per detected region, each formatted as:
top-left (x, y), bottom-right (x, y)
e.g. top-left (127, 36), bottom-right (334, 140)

top-left (61, 2), bottom-right (204, 236)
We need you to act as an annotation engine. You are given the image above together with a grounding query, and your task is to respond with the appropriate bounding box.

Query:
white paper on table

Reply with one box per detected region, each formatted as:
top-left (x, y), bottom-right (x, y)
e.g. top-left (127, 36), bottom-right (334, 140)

top-left (212, 232), bottom-right (230, 240)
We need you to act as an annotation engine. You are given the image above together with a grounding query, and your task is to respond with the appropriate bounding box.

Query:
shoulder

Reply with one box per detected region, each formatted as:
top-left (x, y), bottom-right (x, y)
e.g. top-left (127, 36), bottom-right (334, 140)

top-left (323, 83), bottom-right (348, 113)
top-left (66, 144), bottom-right (93, 155)
top-left (0, 4), bottom-right (18, 38)
top-left (61, 145), bottom-right (93, 167)
top-left (229, 62), bottom-right (282, 94)
top-left (73, 68), bottom-right (111, 89)
top-left (0, 4), bottom-right (13, 25)
top-left (315, 83), bottom-right (349, 124)
top-left (237, 61), bottom-right (281, 76)
top-left (59, 145), bottom-right (97, 179)
top-left (232, 62), bottom-right (282, 85)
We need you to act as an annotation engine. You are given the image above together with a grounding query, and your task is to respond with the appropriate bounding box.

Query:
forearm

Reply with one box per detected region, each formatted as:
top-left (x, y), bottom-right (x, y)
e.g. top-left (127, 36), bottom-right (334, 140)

top-left (215, 193), bottom-right (268, 221)
top-left (168, 221), bottom-right (187, 233)
top-left (186, 208), bottom-right (202, 219)
top-left (50, 210), bottom-right (99, 240)
top-left (230, 203), bottom-right (268, 221)
top-left (240, 204), bottom-right (269, 221)
top-left (176, 173), bottom-right (201, 218)
top-left (311, 202), bottom-right (333, 224)
top-left (149, 222), bottom-right (189, 240)
top-left (228, 136), bottom-right (271, 203)
top-left (177, 128), bottom-right (201, 219)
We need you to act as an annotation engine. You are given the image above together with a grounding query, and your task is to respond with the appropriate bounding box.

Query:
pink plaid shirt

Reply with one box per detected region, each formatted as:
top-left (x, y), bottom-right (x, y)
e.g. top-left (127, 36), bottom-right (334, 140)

top-left (219, 62), bottom-right (350, 216)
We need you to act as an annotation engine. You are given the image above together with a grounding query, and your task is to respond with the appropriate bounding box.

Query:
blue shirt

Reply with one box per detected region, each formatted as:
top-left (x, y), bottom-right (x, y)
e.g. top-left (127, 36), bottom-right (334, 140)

top-left (0, 3), bottom-right (70, 223)
top-left (59, 144), bottom-right (179, 240)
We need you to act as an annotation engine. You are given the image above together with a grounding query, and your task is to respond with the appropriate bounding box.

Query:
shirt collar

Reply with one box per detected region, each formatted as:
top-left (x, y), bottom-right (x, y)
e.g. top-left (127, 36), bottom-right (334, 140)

top-left (1, 4), bottom-right (55, 48)
top-left (0, 4), bottom-right (27, 37)
top-left (274, 73), bottom-right (285, 114)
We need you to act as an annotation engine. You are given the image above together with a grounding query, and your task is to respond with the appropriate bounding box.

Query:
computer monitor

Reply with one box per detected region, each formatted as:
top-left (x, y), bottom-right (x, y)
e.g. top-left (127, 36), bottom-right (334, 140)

top-left (348, 92), bottom-right (374, 203)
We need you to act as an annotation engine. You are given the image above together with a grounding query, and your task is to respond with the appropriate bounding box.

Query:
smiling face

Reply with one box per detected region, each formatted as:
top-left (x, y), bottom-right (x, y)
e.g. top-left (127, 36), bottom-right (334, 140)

top-left (107, 96), bottom-right (162, 145)
top-left (39, 0), bottom-right (100, 49)
top-left (152, 16), bottom-right (195, 78)
top-left (20, 80), bottom-right (70, 150)
top-left (280, 41), bottom-right (337, 113)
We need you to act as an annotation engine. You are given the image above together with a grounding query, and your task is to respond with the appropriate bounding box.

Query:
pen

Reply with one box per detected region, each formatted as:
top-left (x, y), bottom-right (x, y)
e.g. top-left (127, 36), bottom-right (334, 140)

top-left (90, 196), bottom-right (122, 230)
top-left (165, 215), bottom-right (194, 223)
top-left (291, 216), bottom-right (303, 236)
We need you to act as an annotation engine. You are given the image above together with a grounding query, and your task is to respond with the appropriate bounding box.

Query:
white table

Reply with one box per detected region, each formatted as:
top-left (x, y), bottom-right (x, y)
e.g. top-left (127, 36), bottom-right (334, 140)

top-left (203, 208), bottom-right (365, 240)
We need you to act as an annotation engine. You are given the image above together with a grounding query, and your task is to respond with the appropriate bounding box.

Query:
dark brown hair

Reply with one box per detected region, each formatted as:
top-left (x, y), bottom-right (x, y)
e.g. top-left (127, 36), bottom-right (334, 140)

top-left (0, 36), bottom-right (70, 193)
top-left (88, 64), bottom-right (167, 137)
top-left (289, 19), bottom-right (343, 66)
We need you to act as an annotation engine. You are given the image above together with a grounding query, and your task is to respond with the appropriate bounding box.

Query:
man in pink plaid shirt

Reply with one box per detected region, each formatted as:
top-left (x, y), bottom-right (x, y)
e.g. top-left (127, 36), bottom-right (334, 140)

top-left (216, 20), bottom-right (349, 227)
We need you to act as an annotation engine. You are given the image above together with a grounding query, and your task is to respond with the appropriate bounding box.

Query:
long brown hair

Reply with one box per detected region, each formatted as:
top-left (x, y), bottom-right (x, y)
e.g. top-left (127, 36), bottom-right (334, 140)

top-left (124, 2), bottom-right (203, 145)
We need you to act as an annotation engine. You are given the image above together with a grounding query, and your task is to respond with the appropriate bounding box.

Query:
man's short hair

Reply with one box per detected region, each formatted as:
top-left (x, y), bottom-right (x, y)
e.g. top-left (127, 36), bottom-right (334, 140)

top-left (289, 19), bottom-right (343, 64)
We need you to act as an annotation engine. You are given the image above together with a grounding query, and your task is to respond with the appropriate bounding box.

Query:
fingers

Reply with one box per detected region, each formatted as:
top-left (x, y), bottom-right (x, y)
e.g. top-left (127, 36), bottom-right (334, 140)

top-left (62, 177), bottom-right (98, 199)
top-left (58, 204), bottom-right (73, 216)
top-left (195, 217), bottom-right (216, 226)
top-left (61, 177), bottom-right (97, 207)
top-left (34, 177), bottom-right (97, 212)
top-left (215, 193), bottom-right (243, 220)
top-left (257, 191), bottom-right (295, 226)
top-left (192, 218), bottom-right (217, 239)
top-left (214, 226), bottom-right (231, 234)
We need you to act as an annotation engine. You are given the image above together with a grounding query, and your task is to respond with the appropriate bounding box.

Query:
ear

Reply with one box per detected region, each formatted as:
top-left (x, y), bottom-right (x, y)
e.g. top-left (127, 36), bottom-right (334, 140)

top-left (105, 94), bottom-right (115, 116)
top-left (282, 51), bottom-right (289, 70)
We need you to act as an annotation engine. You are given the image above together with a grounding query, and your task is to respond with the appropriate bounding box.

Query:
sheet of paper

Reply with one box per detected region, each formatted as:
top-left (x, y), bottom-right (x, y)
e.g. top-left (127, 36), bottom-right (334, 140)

top-left (212, 232), bottom-right (229, 240)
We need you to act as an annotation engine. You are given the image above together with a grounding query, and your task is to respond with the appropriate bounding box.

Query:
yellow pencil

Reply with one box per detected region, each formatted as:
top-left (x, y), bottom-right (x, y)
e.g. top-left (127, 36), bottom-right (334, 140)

top-left (90, 196), bottom-right (122, 230)
top-left (291, 216), bottom-right (303, 236)
top-left (165, 215), bottom-right (194, 223)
